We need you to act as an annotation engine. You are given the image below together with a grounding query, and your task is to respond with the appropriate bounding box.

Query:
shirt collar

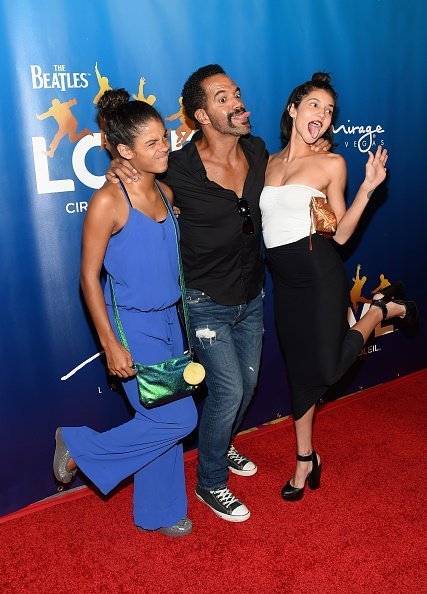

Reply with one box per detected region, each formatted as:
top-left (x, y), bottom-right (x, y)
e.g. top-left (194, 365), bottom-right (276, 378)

top-left (185, 129), bottom-right (257, 179)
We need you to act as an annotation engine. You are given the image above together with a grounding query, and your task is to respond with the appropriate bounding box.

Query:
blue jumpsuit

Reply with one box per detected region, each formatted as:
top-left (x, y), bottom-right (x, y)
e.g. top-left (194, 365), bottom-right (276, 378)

top-left (62, 184), bottom-right (198, 530)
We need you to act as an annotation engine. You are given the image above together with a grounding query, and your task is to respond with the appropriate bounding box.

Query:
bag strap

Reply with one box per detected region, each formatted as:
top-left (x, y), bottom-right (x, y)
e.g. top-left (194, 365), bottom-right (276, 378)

top-left (154, 181), bottom-right (192, 348)
top-left (108, 180), bottom-right (192, 356)
top-left (108, 274), bottom-right (131, 352)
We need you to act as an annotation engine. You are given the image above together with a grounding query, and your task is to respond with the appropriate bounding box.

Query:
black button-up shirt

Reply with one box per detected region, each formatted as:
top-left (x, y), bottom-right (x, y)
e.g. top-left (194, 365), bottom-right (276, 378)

top-left (162, 131), bottom-right (268, 306)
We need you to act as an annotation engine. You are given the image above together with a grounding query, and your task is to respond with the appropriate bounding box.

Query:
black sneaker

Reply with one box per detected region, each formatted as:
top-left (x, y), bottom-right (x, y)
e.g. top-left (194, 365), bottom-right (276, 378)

top-left (195, 485), bottom-right (250, 522)
top-left (226, 445), bottom-right (257, 476)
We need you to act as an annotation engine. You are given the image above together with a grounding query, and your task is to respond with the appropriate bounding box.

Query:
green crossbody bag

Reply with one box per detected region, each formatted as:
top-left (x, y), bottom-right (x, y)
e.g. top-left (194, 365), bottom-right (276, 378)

top-left (108, 181), bottom-right (204, 408)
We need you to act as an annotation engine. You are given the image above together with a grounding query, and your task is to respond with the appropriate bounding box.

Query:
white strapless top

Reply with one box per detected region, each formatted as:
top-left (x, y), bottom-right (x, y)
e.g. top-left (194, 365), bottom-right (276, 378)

top-left (260, 184), bottom-right (326, 248)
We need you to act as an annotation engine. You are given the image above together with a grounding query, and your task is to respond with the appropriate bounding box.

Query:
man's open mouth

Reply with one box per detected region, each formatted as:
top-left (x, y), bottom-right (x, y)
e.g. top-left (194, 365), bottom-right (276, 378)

top-left (230, 109), bottom-right (251, 124)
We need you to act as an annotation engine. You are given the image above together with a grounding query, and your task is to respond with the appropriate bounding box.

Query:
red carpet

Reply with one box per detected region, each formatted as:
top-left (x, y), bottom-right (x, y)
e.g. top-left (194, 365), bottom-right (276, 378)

top-left (1, 371), bottom-right (426, 593)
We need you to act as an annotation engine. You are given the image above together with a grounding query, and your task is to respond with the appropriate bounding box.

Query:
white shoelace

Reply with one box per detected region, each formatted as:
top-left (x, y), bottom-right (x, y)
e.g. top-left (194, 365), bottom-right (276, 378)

top-left (227, 446), bottom-right (247, 465)
top-left (211, 487), bottom-right (239, 507)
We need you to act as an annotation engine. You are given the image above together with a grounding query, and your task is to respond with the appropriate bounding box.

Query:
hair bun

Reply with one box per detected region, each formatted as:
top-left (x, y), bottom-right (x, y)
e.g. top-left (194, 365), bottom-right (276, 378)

top-left (97, 88), bottom-right (130, 119)
top-left (311, 72), bottom-right (331, 85)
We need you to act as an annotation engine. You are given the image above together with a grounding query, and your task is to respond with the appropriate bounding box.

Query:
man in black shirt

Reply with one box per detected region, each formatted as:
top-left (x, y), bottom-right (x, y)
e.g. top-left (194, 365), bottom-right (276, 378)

top-left (164, 65), bottom-right (267, 522)
top-left (165, 131), bottom-right (265, 308)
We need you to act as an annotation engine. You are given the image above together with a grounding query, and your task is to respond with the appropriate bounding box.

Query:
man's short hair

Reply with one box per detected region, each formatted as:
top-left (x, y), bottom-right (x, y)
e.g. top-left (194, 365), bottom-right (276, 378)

top-left (181, 64), bottom-right (226, 123)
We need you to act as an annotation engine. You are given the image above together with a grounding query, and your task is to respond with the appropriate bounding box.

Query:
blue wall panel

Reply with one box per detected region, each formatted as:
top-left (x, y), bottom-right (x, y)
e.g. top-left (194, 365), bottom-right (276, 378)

top-left (1, 0), bottom-right (425, 516)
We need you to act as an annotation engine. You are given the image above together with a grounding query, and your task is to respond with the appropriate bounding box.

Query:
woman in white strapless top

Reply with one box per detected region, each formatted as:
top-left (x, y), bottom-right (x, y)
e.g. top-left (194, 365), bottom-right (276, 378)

top-left (260, 72), bottom-right (416, 502)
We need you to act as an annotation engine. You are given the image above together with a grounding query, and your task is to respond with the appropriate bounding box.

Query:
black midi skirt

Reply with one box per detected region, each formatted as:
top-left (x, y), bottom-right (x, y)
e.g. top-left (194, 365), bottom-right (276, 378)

top-left (267, 234), bottom-right (364, 420)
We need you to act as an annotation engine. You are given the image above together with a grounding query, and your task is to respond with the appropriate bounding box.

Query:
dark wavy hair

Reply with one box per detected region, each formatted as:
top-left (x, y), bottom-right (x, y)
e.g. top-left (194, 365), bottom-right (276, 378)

top-left (97, 88), bottom-right (163, 149)
top-left (181, 64), bottom-right (226, 123)
top-left (280, 72), bottom-right (338, 146)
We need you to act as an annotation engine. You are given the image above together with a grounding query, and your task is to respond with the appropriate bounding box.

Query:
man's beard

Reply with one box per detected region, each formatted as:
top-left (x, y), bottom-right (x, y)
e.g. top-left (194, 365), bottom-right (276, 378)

top-left (208, 108), bottom-right (251, 136)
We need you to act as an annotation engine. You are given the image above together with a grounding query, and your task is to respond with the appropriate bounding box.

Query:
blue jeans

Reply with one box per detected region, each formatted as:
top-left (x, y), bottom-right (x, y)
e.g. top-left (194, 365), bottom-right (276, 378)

top-left (186, 289), bottom-right (264, 490)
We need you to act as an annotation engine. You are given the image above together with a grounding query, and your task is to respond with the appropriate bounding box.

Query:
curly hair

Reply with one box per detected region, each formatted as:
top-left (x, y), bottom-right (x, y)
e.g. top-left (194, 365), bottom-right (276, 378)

top-left (97, 88), bottom-right (130, 119)
top-left (280, 72), bottom-right (338, 147)
top-left (181, 64), bottom-right (226, 123)
top-left (97, 88), bottom-right (163, 149)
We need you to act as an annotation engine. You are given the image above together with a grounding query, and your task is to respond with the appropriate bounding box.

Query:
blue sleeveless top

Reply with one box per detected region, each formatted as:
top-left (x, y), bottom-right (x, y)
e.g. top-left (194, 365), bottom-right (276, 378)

top-left (104, 182), bottom-right (181, 312)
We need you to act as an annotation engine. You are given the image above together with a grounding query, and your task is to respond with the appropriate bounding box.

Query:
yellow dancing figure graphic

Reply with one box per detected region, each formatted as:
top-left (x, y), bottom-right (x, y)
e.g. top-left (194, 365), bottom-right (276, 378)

top-left (132, 77), bottom-right (156, 105)
top-left (36, 98), bottom-right (92, 158)
top-left (350, 264), bottom-right (371, 313)
top-left (165, 97), bottom-right (196, 148)
top-left (371, 274), bottom-right (391, 294)
top-left (93, 62), bottom-right (112, 104)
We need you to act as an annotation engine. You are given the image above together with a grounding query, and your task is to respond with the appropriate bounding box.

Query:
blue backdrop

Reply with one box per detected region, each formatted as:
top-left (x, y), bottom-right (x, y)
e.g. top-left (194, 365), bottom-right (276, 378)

top-left (1, 0), bottom-right (426, 517)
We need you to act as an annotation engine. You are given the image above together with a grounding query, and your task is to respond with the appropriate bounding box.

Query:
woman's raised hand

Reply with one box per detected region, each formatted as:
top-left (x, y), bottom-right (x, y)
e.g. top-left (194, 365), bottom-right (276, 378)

top-left (364, 145), bottom-right (388, 191)
top-left (106, 157), bottom-right (139, 184)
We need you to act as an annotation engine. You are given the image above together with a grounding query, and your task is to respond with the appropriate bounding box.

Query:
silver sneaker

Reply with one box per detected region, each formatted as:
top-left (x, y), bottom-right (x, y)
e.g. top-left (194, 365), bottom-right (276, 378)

top-left (53, 427), bottom-right (77, 483)
top-left (138, 517), bottom-right (193, 537)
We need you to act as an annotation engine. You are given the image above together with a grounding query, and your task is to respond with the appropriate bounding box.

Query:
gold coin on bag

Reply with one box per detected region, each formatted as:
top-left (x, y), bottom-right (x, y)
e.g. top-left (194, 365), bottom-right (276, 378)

top-left (183, 361), bottom-right (205, 385)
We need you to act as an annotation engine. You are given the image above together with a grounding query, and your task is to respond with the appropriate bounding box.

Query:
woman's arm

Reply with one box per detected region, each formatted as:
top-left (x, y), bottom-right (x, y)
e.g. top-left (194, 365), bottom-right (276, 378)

top-left (80, 189), bottom-right (136, 378)
top-left (327, 146), bottom-right (388, 245)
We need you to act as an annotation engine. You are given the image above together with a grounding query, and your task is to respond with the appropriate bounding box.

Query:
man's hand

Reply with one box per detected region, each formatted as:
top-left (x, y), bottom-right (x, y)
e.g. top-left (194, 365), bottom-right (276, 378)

top-left (106, 157), bottom-right (139, 184)
top-left (310, 136), bottom-right (331, 152)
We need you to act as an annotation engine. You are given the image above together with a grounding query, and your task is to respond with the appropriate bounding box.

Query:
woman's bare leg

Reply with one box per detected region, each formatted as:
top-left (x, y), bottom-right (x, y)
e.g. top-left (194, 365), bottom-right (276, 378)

top-left (291, 404), bottom-right (317, 488)
top-left (351, 297), bottom-right (405, 342)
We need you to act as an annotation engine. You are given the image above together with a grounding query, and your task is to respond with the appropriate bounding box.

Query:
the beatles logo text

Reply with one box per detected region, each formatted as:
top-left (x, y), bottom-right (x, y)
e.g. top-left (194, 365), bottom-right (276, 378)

top-left (31, 65), bottom-right (89, 92)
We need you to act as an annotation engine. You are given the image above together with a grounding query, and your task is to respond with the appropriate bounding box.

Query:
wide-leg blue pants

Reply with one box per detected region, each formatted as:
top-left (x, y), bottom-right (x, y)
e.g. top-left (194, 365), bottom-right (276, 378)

top-left (62, 305), bottom-right (198, 530)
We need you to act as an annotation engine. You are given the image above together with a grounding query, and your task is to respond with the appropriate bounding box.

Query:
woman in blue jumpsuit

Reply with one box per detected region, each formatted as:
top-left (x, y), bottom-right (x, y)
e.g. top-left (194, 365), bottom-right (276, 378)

top-left (53, 89), bottom-right (197, 536)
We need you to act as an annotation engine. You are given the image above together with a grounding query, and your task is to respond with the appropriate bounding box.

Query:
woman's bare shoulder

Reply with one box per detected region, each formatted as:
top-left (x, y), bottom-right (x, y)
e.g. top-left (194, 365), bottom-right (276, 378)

top-left (157, 180), bottom-right (174, 205)
top-left (268, 150), bottom-right (284, 163)
top-left (319, 151), bottom-right (346, 172)
top-left (321, 151), bottom-right (345, 163)
top-left (266, 150), bottom-right (285, 173)
top-left (90, 182), bottom-right (121, 207)
top-left (86, 183), bottom-right (123, 221)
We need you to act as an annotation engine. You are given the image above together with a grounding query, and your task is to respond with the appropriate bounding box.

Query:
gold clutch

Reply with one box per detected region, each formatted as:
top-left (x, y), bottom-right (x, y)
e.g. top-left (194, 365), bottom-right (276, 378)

top-left (309, 196), bottom-right (337, 250)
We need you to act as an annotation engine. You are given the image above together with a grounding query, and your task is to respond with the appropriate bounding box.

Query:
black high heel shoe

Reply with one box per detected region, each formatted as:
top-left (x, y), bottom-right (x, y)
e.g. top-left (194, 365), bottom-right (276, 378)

top-left (374, 281), bottom-right (405, 302)
top-left (392, 300), bottom-right (419, 336)
top-left (370, 282), bottom-right (418, 335)
top-left (281, 451), bottom-right (322, 502)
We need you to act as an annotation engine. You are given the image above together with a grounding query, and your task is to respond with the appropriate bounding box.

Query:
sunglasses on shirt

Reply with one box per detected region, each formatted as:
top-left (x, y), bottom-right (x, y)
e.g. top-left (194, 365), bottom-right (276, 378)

top-left (236, 198), bottom-right (254, 235)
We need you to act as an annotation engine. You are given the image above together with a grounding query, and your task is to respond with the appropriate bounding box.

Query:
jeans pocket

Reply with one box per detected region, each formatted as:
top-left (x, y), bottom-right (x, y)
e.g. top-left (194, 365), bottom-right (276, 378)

top-left (185, 289), bottom-right (212, 305)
